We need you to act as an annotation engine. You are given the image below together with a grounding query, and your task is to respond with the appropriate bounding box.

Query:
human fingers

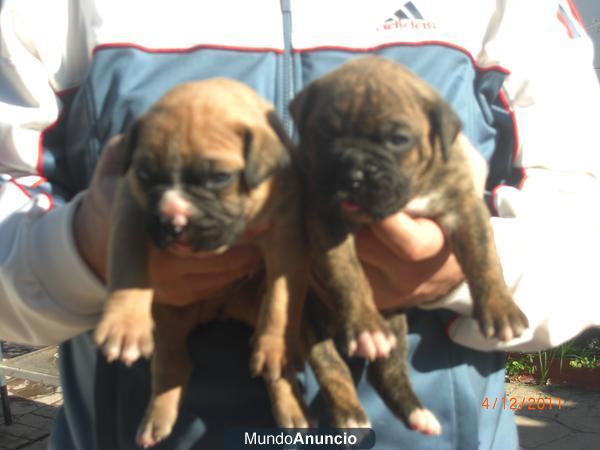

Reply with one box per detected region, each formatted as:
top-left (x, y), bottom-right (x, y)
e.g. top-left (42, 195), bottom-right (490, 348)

top-left (74, 136), bottom-right (128, 281)
top-left (370, 212), bottom-right (446, 261)
top-left (152, 271), bottom-right (256, 306)
top-left (150, 245), bottom-right (262, 305)
top-left (362, 255), bottom-right (463, 311)
top-left (149, 245), bottom-right (261, 278)
top-left (92, 134), bottom-right (127, 180)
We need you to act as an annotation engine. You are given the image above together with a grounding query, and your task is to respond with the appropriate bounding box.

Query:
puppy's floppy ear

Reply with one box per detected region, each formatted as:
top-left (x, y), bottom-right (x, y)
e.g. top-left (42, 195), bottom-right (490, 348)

top-left (119, 119), bottom-right (142, 175)
top-left (288, 83), bottom-right (318, 138)
top-left (429, 97), bottom-right (461, 162)
top-left (243, 110), bottom-right (291, 189)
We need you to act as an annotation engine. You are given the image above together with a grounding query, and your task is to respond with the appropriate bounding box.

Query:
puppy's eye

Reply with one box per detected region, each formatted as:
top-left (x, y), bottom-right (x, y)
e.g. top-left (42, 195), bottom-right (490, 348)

top-left (204, 172), bottom-right (235, 190)
top-left (136, 167), bottom-right (152, 184)
top-left (386, 132), bottom-right (412, 149)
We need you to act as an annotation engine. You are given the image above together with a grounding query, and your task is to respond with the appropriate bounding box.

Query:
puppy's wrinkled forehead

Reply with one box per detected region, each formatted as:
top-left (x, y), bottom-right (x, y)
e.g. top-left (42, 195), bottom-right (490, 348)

top-left (313, 57), bottom-right (433, 133)
top-left (139, 79), bottom-right (270, 168)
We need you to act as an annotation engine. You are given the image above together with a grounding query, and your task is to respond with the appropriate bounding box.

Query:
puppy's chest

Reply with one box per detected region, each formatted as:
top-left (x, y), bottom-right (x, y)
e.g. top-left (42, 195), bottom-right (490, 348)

top-left (402, 191), bottom-right (461, 230)
top-left (403, 193), bottom-right (442, 217)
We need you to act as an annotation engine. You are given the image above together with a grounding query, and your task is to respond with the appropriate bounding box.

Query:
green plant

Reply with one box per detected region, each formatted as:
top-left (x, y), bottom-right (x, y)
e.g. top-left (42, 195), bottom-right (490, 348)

top-left (505, 354), bottom-right (537, 378)
top-left (505, 336), bottom-right (600, 383)
top-left (584, 338), bottom-right (600, 355)
top-left (537, 350), bottom-right (554, 384)
top-left (569, 355), bottom-right (600, 369)
top-left (561, 337), bottom-right (600, 369)
top-left (506, 359), bottom-right (526, 377)
top-left (523, 353), bottom-right (537, 375)
top-left (556, 340), bottom-right (578, 374)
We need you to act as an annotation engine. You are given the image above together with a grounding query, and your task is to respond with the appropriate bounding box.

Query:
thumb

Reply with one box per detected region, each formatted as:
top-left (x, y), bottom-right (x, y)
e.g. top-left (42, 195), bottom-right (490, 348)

top-left (94, 134), bottom-right (127, 178)
top-left (371, 212), bottom-right (447, 261)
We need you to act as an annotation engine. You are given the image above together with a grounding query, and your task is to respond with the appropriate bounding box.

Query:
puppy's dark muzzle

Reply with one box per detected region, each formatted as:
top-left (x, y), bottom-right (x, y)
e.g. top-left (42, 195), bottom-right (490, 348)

top-left (147, 213), bottom-right (188, 249)
top-left (145, 189), bottom-right (245, 252)
top-left (322, 141), bottom-right (410, 218)
top-left (187, 214), bottom-right (239, 251)
top-left (148, 213), bottom-right (240, 251)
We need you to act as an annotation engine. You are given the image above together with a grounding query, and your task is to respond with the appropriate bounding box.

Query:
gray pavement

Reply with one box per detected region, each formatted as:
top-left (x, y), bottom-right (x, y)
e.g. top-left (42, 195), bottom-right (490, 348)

top-left (0, 377), bottom-right (59, 450)
top-left (1, 378), bottom-right (599, 449)
top-left (508, 382), bottom-right (600, 450)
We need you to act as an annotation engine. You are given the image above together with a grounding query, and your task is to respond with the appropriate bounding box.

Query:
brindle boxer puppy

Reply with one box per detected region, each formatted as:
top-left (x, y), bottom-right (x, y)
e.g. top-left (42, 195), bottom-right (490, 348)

top-left (93, 79), bottom-right (308, 447)
top-left (288, 56), bottom-right (529, 434)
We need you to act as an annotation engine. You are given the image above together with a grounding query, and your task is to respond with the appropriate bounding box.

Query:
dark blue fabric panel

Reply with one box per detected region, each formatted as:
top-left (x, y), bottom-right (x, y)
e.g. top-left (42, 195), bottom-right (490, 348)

top-left (297, 47), bottom-right (504, 160)
top-left (39, 44), bottom-right (517, 202)
top-left (60, 47), bottom-right (280, 196)
top-left (37, 90), bottom-right (77, 202)
top-left (41, 43), bottom-right (519, 448)
top-left (486, 101), bottom-right (522, 192)
top-left (296, 46), bottom-right (515, 198)
top-left (51, 312), bottom-right (516, 450)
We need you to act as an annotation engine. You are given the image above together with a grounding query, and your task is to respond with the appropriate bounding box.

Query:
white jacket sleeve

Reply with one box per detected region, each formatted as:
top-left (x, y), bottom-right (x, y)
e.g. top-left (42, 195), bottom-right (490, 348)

top-left (0, 0), bottom-right (105, 345)
top-left (423, 0), bottom-right (600, 351)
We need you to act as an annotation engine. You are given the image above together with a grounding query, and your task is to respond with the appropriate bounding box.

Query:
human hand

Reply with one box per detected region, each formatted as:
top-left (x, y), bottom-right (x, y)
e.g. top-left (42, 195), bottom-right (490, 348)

top-left (73, 134), bottom-right (262, 306)
top-left (355, 212), bottom-right (464, 311)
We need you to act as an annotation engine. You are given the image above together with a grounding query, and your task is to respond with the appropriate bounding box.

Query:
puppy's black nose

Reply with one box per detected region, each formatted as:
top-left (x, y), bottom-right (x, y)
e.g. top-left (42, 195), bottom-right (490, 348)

top-left (348, 169), bottom-right (364, 190)
top-left (162, 222), bottom-right (186, 239)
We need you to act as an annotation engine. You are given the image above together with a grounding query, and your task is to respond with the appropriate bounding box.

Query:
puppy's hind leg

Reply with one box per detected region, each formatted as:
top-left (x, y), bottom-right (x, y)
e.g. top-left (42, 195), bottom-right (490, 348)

top-left (367, 314), bottom-right (441, 436)
top-left (265, 369), bottom-right (311, 428)
top-left (136, 304), bottom-right (198, 448)
top-left (304, 298), bottom-right (370, 428)
top-left (221, 277), bottom-right (311, 428)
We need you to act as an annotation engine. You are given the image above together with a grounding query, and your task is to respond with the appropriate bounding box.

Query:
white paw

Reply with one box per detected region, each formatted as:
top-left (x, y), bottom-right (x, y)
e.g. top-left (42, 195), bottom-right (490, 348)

top-left (409, 408), bottom-right (441, 436)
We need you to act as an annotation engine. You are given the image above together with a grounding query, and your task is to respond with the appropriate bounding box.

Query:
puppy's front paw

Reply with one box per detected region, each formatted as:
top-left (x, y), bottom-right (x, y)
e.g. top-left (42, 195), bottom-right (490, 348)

top-left (268, 377), bottom-right (311, 428)
top-left (345, 310), bottom-right (396, 361)
top-left (136, 393), bottom-right (179, 448)
top-left (408, 408), bottom-right (442, 436)
top-left (250, 334), bottom-right (286, 381)
top-left (94, 291), bottom-right (154, 365)
top-left (475, 293), bottom-right (529, 342)
top-left (94, 311), bottom-right (154, 366)
top-left (329, 402), bottom-right (371, 429)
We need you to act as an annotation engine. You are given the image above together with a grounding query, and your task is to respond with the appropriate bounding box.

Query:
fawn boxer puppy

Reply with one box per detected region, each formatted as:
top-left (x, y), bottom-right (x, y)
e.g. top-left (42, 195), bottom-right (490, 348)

top-left (93, 79), bottom-right (308, 447)
top-left (289, 56), bottom-right (529, 434)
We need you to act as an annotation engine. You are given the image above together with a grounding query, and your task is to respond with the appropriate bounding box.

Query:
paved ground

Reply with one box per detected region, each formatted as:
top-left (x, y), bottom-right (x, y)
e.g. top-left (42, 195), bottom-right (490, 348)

top-left (0, 378), bottom-right (60, 450)
top-left (1, 370), bottom-right (599, 449)
top-left (508, 382), bottom-right (600, 450)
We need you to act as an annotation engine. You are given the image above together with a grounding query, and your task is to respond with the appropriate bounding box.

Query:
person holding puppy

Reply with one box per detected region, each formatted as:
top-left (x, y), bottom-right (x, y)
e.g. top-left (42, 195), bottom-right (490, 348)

top-left (1, 1), bottom-right (599, 449)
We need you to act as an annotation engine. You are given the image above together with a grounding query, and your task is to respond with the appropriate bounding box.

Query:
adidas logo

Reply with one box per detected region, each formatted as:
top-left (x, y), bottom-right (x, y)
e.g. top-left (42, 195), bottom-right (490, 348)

top-left (378, 1), bottom-right (437, 31)
top-left (389, 1), bottom-right (424, 20)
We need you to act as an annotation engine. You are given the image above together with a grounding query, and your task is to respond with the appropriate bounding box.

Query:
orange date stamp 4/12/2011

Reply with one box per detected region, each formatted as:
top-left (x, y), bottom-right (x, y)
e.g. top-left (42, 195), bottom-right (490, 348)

top-left (481, 396), bottom-right (563, 411)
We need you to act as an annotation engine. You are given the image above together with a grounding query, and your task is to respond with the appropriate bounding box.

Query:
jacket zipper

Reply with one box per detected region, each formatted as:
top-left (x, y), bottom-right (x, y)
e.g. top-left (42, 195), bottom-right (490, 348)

top-left (280, 0), bottom-right (294, 137)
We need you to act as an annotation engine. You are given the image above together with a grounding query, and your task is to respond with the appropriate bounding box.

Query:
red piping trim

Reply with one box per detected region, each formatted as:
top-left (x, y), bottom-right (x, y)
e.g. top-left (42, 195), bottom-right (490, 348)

top-left (497, 91), bottom-right (520, 164)
top-left (517, 172), bottom-right (529, 190)
top-left (557, 11), bottom-right (575, 39)
top-left (8, 178), bottom-right (54, 210)
top-left (8, 179), bottom-right (32, 199)
top-left (567, 0), bottom-right (585, 27)
top-left (53, 85), bottom-right (79, 98)
top-left (37, 119), bottom-right (59, 177)
top-left (93, 41), bottom-right (510, 74)
top-left (293, 41), bottom-right (511, 75)
top-left (43, 193), bottom-right (55, 210)
top-left (489, 90), bottom-right (526, 214)
top-left (93, 42), bottom-right (284, 56)
top-left (31, 178), bottom-right (47, 188)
